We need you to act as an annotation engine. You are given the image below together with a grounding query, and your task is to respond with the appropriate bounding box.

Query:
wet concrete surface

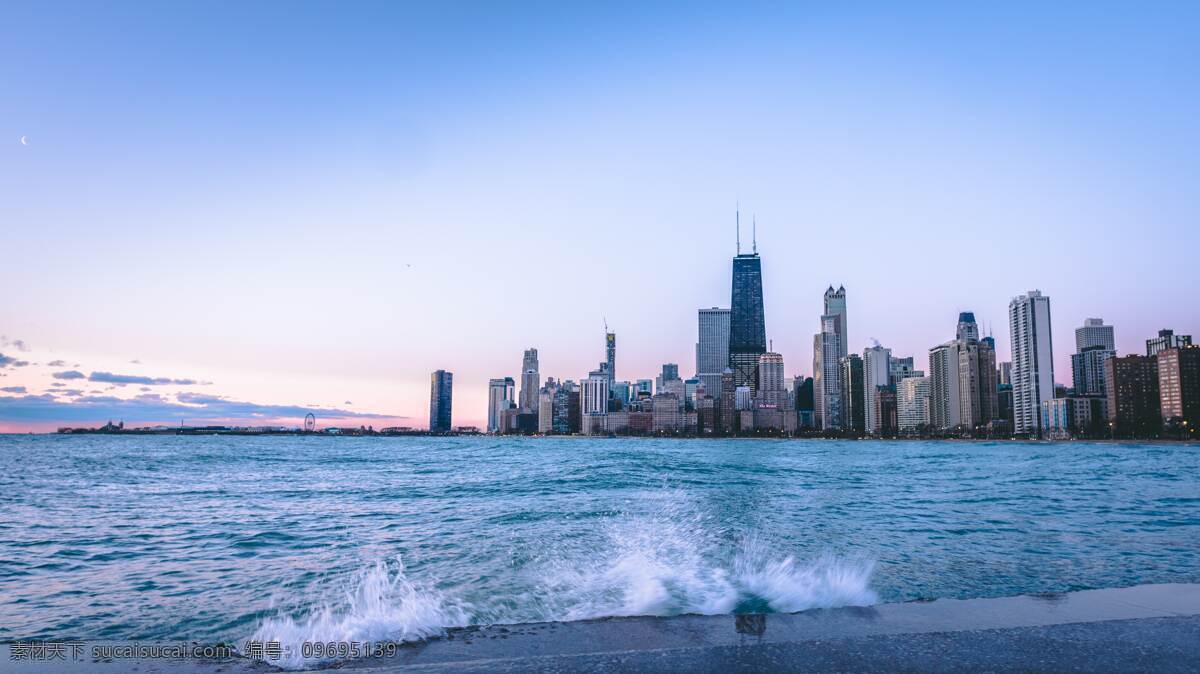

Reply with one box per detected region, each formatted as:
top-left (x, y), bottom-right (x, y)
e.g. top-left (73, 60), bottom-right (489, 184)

top-left (4, 583), bottom-right (1199, 672)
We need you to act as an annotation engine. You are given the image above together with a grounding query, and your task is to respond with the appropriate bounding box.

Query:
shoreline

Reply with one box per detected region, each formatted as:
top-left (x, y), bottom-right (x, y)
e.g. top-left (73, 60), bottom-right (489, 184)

top-left (4, 432), bottom-right (1196, 443)
top-left (4, 583), bottom-right (1199, 672)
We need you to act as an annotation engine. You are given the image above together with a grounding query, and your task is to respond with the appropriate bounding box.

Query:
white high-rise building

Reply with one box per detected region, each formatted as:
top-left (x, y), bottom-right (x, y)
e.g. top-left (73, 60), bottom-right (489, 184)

top-left (929, 341), bottom-right (961, 430)
top-left (823, 285), bottom-right (848, 359)
top-left (757, 352), bottom-right (786, 407)
top-left (1009, 290), bottom-right (1055, 435)
top-left (897, 376), bottom-right (931, 432)
top-left (812, 315), bottom-right (842, 429)
top-left (580, 370), bottom-right (610, 435)
top-left (537, 390), bottom-right (554, 433)
top-left (1076, 318), bottom-right (1115, 352)
top-left (487, 377), bottom-right (515, 433)
top-left (863, 345), bottom-right (891, 435)
top-left (519, 348), bottom-right (539, 413)
top-left (735, 386), bottom-right (754, 411)
top-left (696, 307), bottom-right (731, 401)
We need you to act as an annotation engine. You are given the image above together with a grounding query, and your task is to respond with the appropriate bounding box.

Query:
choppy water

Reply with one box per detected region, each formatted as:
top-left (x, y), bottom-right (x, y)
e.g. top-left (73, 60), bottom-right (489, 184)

top-left (1, 436), bottom-right (1198, 668)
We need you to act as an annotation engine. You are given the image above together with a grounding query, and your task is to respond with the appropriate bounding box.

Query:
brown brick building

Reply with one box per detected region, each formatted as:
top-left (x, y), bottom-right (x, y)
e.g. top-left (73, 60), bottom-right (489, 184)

top-left (1105, 355), bottom-right (1160, 438)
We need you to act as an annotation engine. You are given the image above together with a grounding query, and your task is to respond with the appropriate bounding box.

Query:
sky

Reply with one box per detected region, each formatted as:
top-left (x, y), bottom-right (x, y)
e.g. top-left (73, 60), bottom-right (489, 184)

top-left (2, 1), bottom-right (1198, 431)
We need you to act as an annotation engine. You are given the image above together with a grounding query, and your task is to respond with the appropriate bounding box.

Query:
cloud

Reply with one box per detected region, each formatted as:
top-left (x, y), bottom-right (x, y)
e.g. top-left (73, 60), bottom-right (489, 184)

top-left (51, 382), bottom-right (65, 388)
top-left (47, 360), bottom-right (67, 367)
top-left (1, 386), bottom-right (27, 394)
top-left (0, 336), bottom-right (31, 352)
top-left (0, 391), bottom-right (401, 426)
top-left (0, 353), bottom-right (31, 368)
top-left (87, 371), bottom-right (210, 386)
top-left (345, 400), bottom-right (353, 405)
top-left (53, 370), bottom-right (86, 380)
top-left (130, 359), bottom-right (142, 364)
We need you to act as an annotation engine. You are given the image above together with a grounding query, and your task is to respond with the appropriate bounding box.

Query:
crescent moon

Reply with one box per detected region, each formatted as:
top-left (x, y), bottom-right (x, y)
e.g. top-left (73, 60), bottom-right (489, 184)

top-left (20, 136), bottom-right (27, 146)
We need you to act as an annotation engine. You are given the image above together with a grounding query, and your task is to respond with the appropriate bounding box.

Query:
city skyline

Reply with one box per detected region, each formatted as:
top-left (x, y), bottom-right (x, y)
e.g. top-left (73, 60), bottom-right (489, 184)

top-left (3, 3), bottom-right (1199, 431)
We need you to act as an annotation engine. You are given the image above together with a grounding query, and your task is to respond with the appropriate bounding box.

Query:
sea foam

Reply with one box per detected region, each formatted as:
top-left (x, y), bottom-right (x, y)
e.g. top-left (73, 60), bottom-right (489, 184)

top-left (248, 557), bottom-right (468, 670)
top-left (249, 509), bottom-right (876, 669)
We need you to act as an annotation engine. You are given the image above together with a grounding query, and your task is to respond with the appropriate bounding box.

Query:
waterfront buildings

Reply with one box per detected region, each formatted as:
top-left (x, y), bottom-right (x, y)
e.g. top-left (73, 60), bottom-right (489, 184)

top-left (1073, 346), bottom-right (1115, 397)
top-left (728, 226), bottom-right (767, 395)
top-left (813, 314), bottom-right (842, 430)
top-left (840, 354), bottom-right (865, 434)
top-left (811, 286), bottom-right (848, 432)
top-left (429, 370), bottom-right (453, 432)
top-left (719, 368), bottom-right (736, 434)
top-left (1147, 328), bottom-right (1193, 356)
top-left (487, 377), bottom-right (515, 433)
top-left (757, 352), bottom-right (786, 408)
top-left (1105, 355), bottom-right (1160, 438)
top-left (606, 331), bottom-right (616, 383)
top-left (1157, 346), bottom-right (1200, 431)
top-left (1008, 290), bottom-right (1055, 435)
top-left (1070, 318), bottom-right (1115, 398)
top-left (897, 376), bottom-right (931, 433)
top-left (580, 369), bottom-right (611, 435)
top-left (956, 315), bottom-right (998, 431)
top-left (863, 344), bottom-right (891, 435)
top-left (519, 349), bottom-right (539, 413)
top-left (696, 307), bottom-right (731, 400)
top-left (824, 285), bottom-right (848, 360)
top-left (1076, 318), bottom-right (1115, 351)
top-left (929, 341), bottom-right (961, 430)
top-left (652, 393), bottom-right (681, 432)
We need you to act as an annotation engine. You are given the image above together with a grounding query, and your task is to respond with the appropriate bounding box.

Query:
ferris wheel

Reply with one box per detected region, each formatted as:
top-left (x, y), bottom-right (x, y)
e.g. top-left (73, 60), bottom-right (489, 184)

top-left (304, 413), bottom-right (316, 432)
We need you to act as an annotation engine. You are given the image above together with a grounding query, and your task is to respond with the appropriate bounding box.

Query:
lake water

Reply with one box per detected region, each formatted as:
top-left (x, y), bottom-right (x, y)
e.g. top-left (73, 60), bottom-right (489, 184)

top-left (1, 435), bottom-right (1197, 667)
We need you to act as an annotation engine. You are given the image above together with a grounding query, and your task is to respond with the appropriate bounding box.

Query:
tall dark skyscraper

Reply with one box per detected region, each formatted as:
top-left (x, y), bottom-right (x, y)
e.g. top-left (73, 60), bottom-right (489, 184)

top-left (429, 369), bottom-right (453, 432)
top-left (728, 214), bottom-right (766, 394)
top-left (606, 331), bottom-right (616, 384)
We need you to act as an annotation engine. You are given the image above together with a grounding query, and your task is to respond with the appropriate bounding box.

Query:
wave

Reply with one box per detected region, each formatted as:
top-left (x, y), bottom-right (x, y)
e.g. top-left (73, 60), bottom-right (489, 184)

top-left (247, 508), bottom-right (876, 669)
top-left (248, 558), bottom-right (469, 670)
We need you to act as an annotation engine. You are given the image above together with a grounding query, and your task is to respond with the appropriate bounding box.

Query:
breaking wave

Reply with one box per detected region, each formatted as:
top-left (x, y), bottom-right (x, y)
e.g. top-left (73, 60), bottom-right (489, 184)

top-left (248, 558), bottom-right (470, 670)
top-left (248, 507), bottom-right (876, 669)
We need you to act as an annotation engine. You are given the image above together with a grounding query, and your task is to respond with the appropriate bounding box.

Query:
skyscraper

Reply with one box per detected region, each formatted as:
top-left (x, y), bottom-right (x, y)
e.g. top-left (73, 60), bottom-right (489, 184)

top-left (729, 216), bottom-right (766, 394)
top-left (519, 348), bottom-right (539, 413)
top-left (897, 376), bottom-right (931, 433)
top-left (840, 354), bottom-right (865, 434)
top-left (606, 331), bottom-right (616, 384)
top-left (813, 314), bottom-right (842, 430)
top-left (757, 352), bottom-right (786, 407)
top-left (823, 285), bottom-right (848, 359)
top-left (1072, 346), bottom-right (1113, 397)
top-left (487, 376), bottom-right (515, 433)
top-left (1076, 318), bottom-right (1115, 352)
top-left (1158, 346), bottom-right (1200, 431)
top-left (696, 307), bottom-right (731, 400)
top-left (928, 341), bottom-right (961, 431)
top-left (953, 313), bottom-right (998, 430)
top-left (863, 344), bottom-right (891, 435)
top-left (719, 368), bottom-right (736, 434)
top-left (429, 370), bottom-right (453, 432)
top-left (1147, 328), bottom-right (1193, 356)
top-left (580, 369), bottom-right (610, 435)
top-left (1009, 290), bottom-right (1055, 435)
top-left (1106, 355), bottom-right (1160, 438)
top-left (1071, 319), bottom-right (1115, 398)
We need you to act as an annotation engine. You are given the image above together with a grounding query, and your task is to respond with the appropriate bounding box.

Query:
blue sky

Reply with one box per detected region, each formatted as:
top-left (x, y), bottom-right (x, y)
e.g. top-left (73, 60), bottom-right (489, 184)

top-left (2, 1), bottom-right (1198, 429)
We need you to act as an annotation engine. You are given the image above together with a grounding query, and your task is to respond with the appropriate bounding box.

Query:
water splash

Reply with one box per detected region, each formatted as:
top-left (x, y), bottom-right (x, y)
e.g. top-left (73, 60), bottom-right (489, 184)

top-left (248, 557), bottom-right (468, 670)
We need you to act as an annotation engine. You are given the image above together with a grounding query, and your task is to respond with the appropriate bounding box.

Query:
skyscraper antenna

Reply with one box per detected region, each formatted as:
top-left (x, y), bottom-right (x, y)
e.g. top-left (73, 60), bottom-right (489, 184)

top-left (736, 202), bottom-right (741, 254)
top-left (752, 214), bottom-right (757, 254)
